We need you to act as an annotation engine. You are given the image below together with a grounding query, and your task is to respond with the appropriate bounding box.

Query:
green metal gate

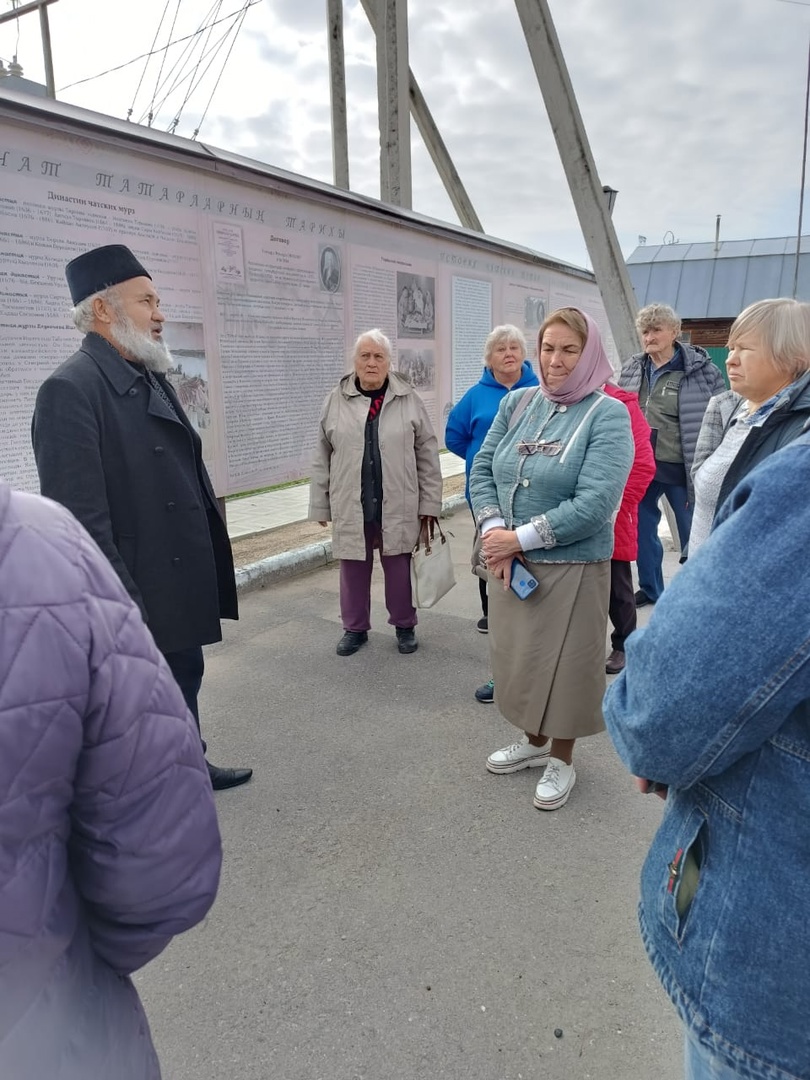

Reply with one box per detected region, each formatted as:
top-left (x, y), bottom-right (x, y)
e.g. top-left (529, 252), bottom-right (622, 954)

top-left (704, 347), bottom-right (729, 388)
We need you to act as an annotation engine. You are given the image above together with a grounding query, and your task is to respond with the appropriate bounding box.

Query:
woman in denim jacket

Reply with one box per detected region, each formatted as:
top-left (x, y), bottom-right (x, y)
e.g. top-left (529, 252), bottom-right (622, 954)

top-left (604, 433), bottom-right (810, 1080)
top-left (470, 307), bottom-right (633, 810)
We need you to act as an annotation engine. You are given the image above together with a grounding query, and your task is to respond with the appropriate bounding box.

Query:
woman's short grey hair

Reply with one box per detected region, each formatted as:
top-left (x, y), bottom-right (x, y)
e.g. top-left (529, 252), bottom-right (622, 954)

top-left (352, 328), bottom-right (392, 361)
top-left (636, 303), bottom-right (681, 336)
top-left (728, 298), bottom-right (810, 379)
top-left (483, 324), bottom-right (527, 365)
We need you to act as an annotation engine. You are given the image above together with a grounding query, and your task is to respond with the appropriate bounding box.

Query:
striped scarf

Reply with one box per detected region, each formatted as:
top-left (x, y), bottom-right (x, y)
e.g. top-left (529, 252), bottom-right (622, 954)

top-left (367, 388), bottom-right (385, 423)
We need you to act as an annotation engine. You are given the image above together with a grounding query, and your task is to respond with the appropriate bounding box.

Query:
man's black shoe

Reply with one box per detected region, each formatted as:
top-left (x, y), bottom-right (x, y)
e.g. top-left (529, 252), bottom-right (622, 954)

top-left (207, 763), bottom-right (253, 790)
top-left (605, 649), bottom-right (626, 675)
top-left (395, 627), bottom-right (418, 654)
top-left (634, 589), bottom-right (656, 608)
top-left (336, 630), bottom-right (368, 656)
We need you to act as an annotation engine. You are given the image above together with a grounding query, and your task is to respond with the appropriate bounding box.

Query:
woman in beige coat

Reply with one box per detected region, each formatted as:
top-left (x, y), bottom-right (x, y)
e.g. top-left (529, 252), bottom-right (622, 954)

top-left (309, 329), bottom-right (443, 656)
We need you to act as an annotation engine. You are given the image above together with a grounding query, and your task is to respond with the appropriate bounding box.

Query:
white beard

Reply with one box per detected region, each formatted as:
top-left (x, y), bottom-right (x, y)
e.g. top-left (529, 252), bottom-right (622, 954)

top-left (109, 313), bottom-right (173, 374)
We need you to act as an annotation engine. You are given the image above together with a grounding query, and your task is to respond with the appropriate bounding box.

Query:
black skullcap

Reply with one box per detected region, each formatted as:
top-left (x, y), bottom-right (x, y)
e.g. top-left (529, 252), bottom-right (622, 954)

top-left (65, 244), bottom-right (151, 305)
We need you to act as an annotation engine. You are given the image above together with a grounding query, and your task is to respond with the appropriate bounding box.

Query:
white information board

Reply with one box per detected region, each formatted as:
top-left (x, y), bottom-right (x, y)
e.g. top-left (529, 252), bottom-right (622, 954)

top-left (0, 99), bottom-right (611, 496)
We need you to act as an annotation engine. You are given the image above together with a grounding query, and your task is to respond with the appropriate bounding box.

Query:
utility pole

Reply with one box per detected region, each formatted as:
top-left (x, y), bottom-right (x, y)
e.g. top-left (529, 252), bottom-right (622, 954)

top-left (513, 0), bottom-right (639, 359)
top-left (326, 0), bottom-right (350, 190)
top-left (793, 36), bottom-right (810, 297)
top-left (376, 0), bottom-right (411, 209)
top-left (0, 0), bottom-right (59, 99)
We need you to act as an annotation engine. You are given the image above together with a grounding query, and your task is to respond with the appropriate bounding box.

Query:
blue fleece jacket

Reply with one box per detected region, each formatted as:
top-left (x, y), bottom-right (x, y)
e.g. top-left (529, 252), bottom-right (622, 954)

top-left (445, 360), bottom-right (539, 502)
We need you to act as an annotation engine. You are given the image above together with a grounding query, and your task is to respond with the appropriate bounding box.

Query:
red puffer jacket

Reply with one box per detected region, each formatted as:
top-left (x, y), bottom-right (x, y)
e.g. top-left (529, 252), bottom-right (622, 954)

top-left (604, 384), bottom-right (655, 562)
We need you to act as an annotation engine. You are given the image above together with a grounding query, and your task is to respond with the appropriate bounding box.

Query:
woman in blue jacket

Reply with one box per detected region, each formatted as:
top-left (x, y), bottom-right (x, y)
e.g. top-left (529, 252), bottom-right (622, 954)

top-left (604, 435), bottom-right (810, 1080)
top-left (445, 325), bottom-right (538, 636)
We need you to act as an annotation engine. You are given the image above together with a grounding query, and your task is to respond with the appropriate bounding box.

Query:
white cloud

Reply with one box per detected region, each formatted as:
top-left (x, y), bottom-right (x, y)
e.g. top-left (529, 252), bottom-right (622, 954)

top-left (2, 0), bottom-right (808, 266)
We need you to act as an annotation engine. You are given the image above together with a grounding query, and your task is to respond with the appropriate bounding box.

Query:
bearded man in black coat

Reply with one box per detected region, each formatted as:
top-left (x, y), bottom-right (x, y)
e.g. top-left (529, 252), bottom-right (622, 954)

top-left (32, 244), bottom-right (252, 790)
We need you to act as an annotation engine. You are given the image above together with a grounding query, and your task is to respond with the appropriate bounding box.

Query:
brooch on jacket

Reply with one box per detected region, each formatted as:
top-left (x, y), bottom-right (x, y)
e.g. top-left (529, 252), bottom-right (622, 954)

top-left (517, 439), bottom-right (563, 458)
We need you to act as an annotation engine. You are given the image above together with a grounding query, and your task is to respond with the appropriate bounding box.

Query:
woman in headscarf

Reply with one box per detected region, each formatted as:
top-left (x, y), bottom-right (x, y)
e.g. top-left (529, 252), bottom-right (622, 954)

top-left (470, 308), bottom-right (633, 810)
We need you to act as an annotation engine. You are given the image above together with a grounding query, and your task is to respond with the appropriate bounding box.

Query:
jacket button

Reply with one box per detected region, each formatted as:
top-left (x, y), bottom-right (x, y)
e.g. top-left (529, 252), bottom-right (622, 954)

top-left (128, 388), bottom-right (138, 397)
top-left (166, 501), bottom-right (176, 511)
top-left (172, 556), bottom-right (181, 566)
top-left (154, 446), bottom-right (164, 454)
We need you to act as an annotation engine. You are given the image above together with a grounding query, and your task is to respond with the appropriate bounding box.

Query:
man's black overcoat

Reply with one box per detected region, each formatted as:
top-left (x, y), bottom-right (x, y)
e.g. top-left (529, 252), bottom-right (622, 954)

top-left (32, 332), bottom-right (238, 654)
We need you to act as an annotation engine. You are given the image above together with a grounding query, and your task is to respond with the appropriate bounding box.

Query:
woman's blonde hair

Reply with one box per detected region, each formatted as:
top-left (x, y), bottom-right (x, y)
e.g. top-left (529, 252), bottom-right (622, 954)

top-left (728, 298), bottom-right (810, 379)
top-left (483, 324), bottom-right (526, 366)
top-left (538, 307), bottom-right (588, 349)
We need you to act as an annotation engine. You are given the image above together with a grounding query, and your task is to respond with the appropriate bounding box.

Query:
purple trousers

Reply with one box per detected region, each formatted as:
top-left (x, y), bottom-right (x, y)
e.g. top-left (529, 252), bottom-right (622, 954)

top-left (339, 522), bottom-right (417, 631)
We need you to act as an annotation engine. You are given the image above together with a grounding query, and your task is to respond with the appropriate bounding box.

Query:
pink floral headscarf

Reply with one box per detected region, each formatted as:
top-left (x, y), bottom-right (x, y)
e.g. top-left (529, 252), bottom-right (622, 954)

top-left (537, 308), bottom-right (614, 405)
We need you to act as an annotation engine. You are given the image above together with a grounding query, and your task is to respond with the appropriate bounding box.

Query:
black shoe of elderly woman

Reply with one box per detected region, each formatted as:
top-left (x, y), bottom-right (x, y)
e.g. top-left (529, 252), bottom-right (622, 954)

top-left (395, 627), bottom-right (418, 654)
top-left (336, 630), bottom-right (368, 656)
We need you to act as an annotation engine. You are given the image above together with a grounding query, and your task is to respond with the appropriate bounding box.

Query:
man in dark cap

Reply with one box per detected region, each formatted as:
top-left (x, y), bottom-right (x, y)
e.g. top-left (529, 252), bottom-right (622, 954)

top-left (32, 244), bottom-right (253, 790)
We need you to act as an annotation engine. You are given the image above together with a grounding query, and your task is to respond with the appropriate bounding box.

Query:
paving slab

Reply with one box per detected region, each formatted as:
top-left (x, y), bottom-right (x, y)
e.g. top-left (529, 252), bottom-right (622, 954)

top-left (226, 453), bottom-right (467, 541)
top-left (135, 511), bottom-right (684, 1080)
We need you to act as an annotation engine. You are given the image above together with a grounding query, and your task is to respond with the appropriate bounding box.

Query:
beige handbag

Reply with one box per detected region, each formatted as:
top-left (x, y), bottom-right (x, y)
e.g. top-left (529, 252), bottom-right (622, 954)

top-left (410, 521), bottom-right (456, 608)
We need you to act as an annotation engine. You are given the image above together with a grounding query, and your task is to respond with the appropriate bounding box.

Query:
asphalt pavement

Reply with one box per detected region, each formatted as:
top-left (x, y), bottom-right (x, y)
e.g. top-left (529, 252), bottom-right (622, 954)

top-left (135, 509), bottom-right (684, 1080)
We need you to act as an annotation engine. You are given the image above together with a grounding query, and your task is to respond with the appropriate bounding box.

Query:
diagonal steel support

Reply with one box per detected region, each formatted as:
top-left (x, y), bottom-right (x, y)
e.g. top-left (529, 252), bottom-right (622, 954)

top-left (514, 0), bottom-right (638, 358)
top-left (359, 0), bottom-right (483, 231)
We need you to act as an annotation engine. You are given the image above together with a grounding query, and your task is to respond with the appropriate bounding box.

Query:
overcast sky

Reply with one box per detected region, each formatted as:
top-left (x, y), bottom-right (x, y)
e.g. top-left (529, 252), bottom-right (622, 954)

top-left (2, 0), bottom-right (808, 268)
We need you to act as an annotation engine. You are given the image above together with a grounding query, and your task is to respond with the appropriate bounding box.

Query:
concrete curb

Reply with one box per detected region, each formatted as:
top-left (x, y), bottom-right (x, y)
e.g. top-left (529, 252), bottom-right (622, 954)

top-left (235, 492), bottom-right (468, 594)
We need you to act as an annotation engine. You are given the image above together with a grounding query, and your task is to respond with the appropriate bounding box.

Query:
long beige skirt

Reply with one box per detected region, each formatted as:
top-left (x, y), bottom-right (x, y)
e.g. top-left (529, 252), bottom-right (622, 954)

top-left (488, 560), bottom-right (610, 739)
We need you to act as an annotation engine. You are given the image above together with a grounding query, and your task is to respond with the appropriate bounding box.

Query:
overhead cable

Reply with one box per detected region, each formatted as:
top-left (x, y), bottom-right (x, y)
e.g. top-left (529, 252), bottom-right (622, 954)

top-left (151, 18), bottom-right (237, 128)
top-left (58, 1), bottom-right (262, 95)
top-left (147, 0), bottom-right (183, 125)
top-left (163, 0), bottom-right (227, 130)
top-left (127, 0), bottom-right (171, 121)
top-left (193, 0), bottom-right (252, 138)
top-left (137, 0), bottom-right (223, 125)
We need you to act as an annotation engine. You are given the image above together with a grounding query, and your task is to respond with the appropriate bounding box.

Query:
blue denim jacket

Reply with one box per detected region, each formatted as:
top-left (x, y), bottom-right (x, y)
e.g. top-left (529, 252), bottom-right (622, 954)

top-left (604, 433), bottom-right (810, 1080)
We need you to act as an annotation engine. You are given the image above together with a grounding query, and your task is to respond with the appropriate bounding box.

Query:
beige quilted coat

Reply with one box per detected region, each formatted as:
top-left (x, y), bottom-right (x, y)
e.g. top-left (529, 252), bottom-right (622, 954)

top-left (309, 371), bottom-right (442, 559)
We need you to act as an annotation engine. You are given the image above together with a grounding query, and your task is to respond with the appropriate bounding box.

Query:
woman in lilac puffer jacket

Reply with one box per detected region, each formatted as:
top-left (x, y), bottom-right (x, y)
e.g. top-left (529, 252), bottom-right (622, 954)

top-left (0, 481), bottom-right (222, 1079)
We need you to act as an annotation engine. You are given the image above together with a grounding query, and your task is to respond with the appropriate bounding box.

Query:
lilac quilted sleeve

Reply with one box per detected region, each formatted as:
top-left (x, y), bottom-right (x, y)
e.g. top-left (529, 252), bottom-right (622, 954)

top-left (66, 520), bottom-right (222, 974)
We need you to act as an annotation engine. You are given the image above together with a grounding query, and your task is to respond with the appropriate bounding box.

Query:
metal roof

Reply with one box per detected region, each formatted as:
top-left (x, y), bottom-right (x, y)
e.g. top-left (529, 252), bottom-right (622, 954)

top-left (626, 237), bottom-right (810, 318)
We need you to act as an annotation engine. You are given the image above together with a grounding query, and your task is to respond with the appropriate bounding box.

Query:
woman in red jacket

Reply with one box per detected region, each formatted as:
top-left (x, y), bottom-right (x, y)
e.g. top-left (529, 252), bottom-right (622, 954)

top-left (603, 384), bottom-right (656, 673)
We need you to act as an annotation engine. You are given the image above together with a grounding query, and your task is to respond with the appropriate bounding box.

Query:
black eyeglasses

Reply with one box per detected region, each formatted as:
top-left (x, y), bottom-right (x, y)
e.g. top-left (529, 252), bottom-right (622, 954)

top-left (517, 440), bottom-right (563, 457)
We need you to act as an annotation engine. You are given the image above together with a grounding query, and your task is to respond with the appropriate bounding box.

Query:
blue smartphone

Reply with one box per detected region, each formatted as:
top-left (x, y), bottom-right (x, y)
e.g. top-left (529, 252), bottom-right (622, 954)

top-left (509, 559), bottom-right (539, 600)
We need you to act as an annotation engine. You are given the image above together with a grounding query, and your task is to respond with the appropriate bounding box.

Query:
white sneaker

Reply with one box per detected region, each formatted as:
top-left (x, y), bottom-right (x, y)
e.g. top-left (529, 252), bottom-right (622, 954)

top-left (486, 736), bottom-right (551, 774)
top-left (533, 758), bottom-right (576, 810)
